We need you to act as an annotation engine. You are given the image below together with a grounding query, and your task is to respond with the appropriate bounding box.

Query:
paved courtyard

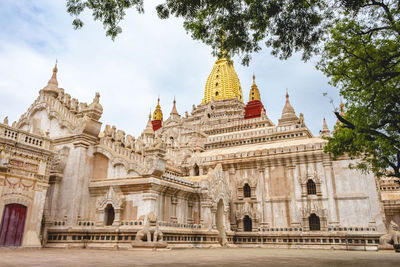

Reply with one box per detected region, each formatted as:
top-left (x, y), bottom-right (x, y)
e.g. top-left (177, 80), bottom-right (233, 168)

top-left (0, 248), bottom-right (399, 267)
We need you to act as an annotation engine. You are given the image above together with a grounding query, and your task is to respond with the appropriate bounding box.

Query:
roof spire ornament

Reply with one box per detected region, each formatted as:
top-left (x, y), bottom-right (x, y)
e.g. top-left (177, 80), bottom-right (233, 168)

top-left (143, 109), bottom-right (155, 136)
top-left (321, 118), bottom-right (330, 137)
top-left (244, 73), bottom-right (265, 119)
top-left (248, 73), bottom-right (260, 102)
top-left (202, 39), bottom-right (243, 104)
top-left (278, 89), bottom-right (299, 126)
top-left (170, 96), bottom-right (179, 118)
top-left (41, 60), bottom-right (60, 97)
top-left (152, 98), bottom-right (163, 131)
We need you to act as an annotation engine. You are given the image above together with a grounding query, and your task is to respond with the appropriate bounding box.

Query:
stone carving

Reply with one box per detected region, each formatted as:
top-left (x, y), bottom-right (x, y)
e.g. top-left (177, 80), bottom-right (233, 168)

top-left (380, 220), bottom-right (400, 246)
top-left (71, 98), bottom-right (79, 112)
top-left (125, 135), bottom-right (135, 150)
top-left (51, 146), bottom-right (70, 174)
top-left (235, 201), bottom-right (260, 222)
top-left (301, 202), bottom-right (326, 218)
top-left (132, 212), bottom-right (167, 248)
top-left (298, 171), bottom-right (322, 185)
top-left (208, 164), bottom-right (231, 211)
top-left (97, 187), bottom-right (124, 211)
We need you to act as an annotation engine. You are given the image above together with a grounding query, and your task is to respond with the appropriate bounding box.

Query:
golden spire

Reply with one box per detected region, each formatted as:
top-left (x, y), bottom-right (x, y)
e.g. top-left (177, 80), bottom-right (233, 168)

top-left (202, 57), bottom-right (243, 104)
top-left (248, 73), bottom-right (261, 101)
top-left (153, 98), bottom-right (163, 121)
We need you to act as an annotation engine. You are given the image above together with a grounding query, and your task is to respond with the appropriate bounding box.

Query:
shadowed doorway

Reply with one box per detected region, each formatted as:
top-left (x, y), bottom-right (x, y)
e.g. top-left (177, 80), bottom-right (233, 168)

top-left (104, 204), bottom-right (115, 226)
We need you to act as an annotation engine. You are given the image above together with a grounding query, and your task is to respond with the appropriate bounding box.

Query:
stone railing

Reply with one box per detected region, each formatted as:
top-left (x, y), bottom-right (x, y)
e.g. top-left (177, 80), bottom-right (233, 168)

top-left (0, 123), bottom-right (51, 150)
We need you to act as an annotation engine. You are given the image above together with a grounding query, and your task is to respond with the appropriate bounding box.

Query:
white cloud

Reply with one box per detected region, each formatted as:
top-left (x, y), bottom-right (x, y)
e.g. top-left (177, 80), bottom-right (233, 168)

top-left (0, 0), bottom-right (339, 137)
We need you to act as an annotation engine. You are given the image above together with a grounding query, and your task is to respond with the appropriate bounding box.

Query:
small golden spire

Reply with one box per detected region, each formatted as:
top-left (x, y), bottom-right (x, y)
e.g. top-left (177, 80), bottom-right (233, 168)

top-left (153, 98), bottom-right (163, 121)
top-left (249, 73), bottom-right (260, 101)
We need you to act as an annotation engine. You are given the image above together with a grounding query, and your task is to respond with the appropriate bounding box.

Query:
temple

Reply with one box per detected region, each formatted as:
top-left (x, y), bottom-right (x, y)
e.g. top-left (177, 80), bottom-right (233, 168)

top-left (0, 56), bottom-right (398, 250)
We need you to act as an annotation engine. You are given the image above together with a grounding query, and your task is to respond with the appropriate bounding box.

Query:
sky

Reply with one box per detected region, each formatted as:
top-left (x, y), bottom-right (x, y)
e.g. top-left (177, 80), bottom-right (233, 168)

top-left (0, 0), bottom-right (340, 138)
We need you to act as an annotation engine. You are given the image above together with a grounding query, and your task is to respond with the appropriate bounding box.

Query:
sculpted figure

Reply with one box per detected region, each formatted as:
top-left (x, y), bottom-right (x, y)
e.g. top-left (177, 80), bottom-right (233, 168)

top-left (134, 212), bottom-right (163, 243)
top-left (57, 88), bottom-right (65, 102)
top-left (103, 125), bottom-right (113, 138)
top-left (51, 146), bottom-right (70, 173)
top-left (64, 94), bottom-right (71, 109)
top-left (71, 98), bottom-right (79, 112)
top-left (79, 102), bottom-right (88, 112)
top-left (299, 113), bottom-right (304, 125)
top-left (111, 126), bottom-right (117, 140)
top-left (116, 130), bottom-right (126, 145)
top-left (380, 220), bottom-right (400, 246)
top-left (126, 135), bottom-right (135, 150)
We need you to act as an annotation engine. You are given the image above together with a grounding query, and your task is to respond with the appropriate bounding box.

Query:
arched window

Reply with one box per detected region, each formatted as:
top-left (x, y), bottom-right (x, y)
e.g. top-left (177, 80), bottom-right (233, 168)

top-left (243, 183), bottom-right (251, 198)
top-left (104, 204), bottom-right (115, 226)
top-left (243, 215), bottom-right (252, 232)
top-left (307, 179), bottom-right (317, 195)
top-left (309, 213), bottom-right (320, 231)
top-left (194, 164), bottom-right (200, 176)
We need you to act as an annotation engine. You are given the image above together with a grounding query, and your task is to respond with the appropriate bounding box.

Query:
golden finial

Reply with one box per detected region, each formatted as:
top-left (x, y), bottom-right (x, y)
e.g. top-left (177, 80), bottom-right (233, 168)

top-left (249, 73), bottom-right (260, 101)
top-left (153, 98), bottom-right (163, 121)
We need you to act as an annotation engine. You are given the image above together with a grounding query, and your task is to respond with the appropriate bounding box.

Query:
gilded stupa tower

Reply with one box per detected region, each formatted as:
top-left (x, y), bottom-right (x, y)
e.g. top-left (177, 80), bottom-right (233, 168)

top-left (152, 98), bottom-right (163, 131)
top-left (201, 55), bottom-right (243, 104)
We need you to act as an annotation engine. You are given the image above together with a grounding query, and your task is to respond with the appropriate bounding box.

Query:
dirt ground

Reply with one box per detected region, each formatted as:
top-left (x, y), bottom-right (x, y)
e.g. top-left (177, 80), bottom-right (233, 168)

top-left (0, 248), bottom-right (399, 267)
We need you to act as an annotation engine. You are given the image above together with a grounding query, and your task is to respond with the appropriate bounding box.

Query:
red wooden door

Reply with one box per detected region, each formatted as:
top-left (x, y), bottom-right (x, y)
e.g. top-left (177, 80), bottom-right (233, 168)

top-left (0, 204), bottom-right (27, 246)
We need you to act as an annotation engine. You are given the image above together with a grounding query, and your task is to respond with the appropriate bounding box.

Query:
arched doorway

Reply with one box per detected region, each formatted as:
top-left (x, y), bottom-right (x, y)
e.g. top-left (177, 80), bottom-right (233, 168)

top-left (215, 199), bottom-right (225, 245)
top-left (309, 213), bottom-right (320, 231)
top-left (104, 204), bottom-right (115, 226)
top-left (194, 164), bottom-right (200, 176)
top-left (243, 215), bottom-right (252, 232)
top-left (0, 204), bottom-right (27, 246)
